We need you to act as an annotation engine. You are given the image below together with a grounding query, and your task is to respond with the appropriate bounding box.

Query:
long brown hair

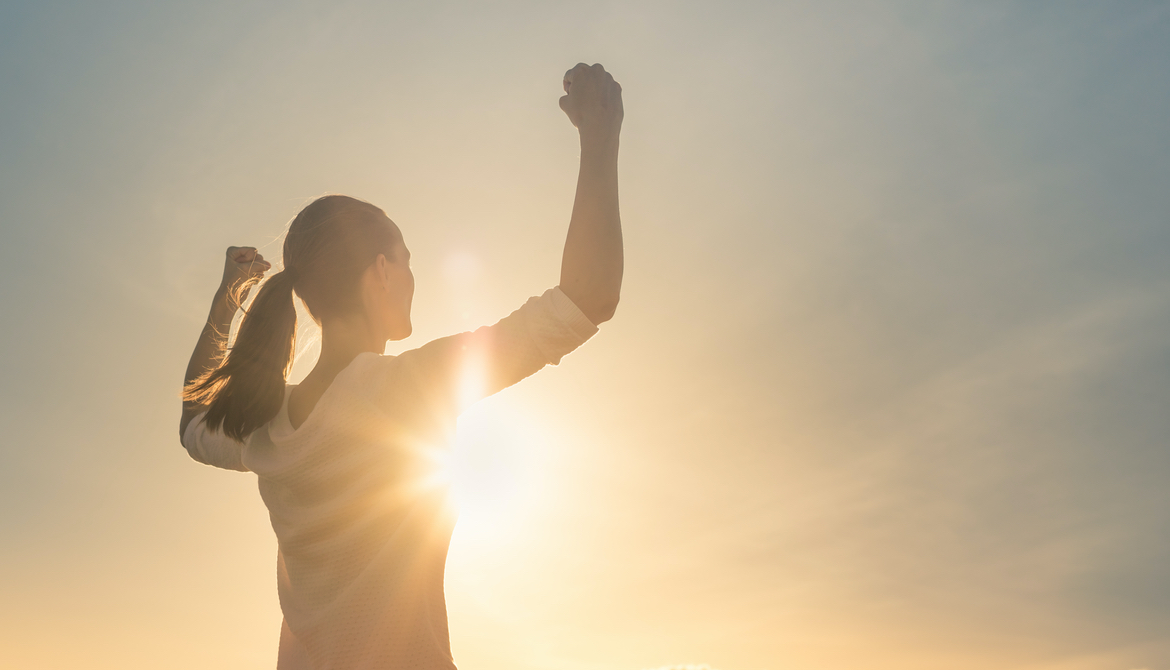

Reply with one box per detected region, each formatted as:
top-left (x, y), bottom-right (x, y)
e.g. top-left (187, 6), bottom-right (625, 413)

top-left (183, 195), bottom-right (400, 440)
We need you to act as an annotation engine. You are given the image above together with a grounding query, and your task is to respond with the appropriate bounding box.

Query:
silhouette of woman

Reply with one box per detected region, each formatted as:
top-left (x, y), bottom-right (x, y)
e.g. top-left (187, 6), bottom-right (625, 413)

top-left (179, 63), bottom-right (623, 669)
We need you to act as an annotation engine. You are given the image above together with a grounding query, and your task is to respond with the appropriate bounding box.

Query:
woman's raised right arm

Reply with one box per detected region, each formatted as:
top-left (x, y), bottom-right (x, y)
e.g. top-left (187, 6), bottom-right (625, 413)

top-left (557, 63), bottom-right (624, 326)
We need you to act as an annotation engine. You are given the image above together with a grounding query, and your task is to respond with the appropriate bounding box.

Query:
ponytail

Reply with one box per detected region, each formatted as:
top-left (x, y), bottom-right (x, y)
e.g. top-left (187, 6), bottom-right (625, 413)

top-left (183, 269), bottom-right (299, 441)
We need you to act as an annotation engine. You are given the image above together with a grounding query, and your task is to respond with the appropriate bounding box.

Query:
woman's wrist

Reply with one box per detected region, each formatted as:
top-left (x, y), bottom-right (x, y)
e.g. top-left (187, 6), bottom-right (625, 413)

top-left (579, 120), bottom-right (619, 143)
top-left (579, 131), bottom-right (619, 163)
top-left (209, 288), bottom-right (238, 323)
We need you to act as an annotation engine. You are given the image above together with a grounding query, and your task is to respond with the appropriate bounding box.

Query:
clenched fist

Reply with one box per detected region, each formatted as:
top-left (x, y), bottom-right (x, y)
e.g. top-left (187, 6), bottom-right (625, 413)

top-left (559, 63), bottom-right (623, 141)
top-left (219, 245), bottom-right (271, 298)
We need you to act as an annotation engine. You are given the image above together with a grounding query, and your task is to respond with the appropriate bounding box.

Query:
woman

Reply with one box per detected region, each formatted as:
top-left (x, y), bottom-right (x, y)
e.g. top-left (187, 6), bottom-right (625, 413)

top-left (179, 63), bottom-right (623, 669)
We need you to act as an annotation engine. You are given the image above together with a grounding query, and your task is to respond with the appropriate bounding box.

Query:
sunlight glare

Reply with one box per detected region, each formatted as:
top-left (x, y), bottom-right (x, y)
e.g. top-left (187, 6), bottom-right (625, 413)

top-left (444, 400), bottom-right (547, 551)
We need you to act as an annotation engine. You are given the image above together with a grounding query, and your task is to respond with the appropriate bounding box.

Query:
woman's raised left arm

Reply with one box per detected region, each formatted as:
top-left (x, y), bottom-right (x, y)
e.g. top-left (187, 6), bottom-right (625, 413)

top-left (179, 246), bottom-right (271, 440)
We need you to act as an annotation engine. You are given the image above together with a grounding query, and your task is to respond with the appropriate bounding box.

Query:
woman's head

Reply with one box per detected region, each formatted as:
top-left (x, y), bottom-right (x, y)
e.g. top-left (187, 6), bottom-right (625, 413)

top-left (284, 194), bottom-right (413, 339)
top-left (184, 194), bottom-right (413, 439)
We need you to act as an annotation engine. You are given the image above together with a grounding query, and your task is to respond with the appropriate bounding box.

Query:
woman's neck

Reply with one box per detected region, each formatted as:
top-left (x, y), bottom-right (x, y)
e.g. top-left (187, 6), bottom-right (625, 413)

top-left (289, 319), bottom-right (385, 429)
top-left (309, 318), bottom-right (385, 383)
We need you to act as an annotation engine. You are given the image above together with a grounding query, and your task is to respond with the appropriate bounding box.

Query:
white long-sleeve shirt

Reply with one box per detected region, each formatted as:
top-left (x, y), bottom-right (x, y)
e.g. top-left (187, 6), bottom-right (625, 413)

top-left (182, 287), bottom-right (598, 669)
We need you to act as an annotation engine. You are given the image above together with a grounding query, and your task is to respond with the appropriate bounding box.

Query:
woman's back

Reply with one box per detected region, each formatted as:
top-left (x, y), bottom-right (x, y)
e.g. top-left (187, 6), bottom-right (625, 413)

top-left (253, 353), bottom-right (456, 669)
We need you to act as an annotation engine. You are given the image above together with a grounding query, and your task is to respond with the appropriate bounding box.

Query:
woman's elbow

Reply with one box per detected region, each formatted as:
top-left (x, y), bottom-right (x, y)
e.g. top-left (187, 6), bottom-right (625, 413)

top-left (587, 294), bottom-right (620, 325)
top-left (560, 282), bottom-right (620, 325)
top-left (178, 423), bottom-right (192, 455)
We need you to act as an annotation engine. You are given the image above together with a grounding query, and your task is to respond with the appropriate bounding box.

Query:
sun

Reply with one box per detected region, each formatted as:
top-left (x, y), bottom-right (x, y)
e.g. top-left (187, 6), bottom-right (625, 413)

top-left (440, 398), bottom-right (548, 551)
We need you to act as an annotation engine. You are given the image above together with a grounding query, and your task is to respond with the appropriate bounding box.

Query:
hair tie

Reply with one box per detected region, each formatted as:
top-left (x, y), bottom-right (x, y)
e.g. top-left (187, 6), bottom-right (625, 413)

top-left (284, 266), bottom-right (299, 283)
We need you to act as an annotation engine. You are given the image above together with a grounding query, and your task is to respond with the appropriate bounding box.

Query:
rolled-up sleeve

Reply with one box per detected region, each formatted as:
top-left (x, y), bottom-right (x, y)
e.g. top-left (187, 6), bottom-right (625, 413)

top-left (182, 412), bottom-right (249, 472)
top-left (527, 286), bottom-right (601, 364)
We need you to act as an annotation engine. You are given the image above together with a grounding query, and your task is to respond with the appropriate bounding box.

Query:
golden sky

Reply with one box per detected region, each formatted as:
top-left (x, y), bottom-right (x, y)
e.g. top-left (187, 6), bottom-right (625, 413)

top-left (2, 2), bottom-right (1169, 669)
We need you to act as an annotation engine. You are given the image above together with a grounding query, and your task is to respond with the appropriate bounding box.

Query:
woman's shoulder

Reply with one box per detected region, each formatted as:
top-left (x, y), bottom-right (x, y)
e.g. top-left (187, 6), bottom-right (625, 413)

top-left (339, 351), bottom-right (409, 396)
top-left (349, 350), bottom-right (399, 374)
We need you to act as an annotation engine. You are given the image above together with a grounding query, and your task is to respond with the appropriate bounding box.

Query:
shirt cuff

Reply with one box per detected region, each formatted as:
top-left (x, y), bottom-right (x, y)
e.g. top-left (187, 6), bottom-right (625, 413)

top-left (549, 286), bottom-right (601, 341)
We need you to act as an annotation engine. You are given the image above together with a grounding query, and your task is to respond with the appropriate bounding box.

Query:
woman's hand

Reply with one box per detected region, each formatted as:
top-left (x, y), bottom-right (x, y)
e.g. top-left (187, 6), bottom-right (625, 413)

top-left (559, 63), bottom-right (623, 142)
top-left (219, 246), bottom-right (271, 301)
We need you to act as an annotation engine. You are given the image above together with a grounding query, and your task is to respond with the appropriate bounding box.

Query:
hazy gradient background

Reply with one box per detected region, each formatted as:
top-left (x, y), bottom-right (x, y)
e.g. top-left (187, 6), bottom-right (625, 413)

top-left (2, 2), bottom-right (1169, 669)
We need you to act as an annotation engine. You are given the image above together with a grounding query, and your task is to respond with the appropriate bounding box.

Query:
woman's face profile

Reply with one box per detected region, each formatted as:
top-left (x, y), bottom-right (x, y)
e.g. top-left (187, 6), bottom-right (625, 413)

top-left (373, 229), bottom-right (414, 342)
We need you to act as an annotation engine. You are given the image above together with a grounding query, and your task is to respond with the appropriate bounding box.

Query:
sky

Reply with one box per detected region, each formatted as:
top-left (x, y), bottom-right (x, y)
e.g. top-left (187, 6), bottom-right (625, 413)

top-left (1, 1), bottom-right (1169, 669)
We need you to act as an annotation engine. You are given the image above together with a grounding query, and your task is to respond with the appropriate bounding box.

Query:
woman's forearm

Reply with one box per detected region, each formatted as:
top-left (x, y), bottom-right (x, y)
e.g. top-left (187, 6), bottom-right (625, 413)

top-left (185, 290), bottom-right (236, 389)
top-left (180, 290), bottom-right (236, 437)
top-left (559, 134), bottom-right (623, 324)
